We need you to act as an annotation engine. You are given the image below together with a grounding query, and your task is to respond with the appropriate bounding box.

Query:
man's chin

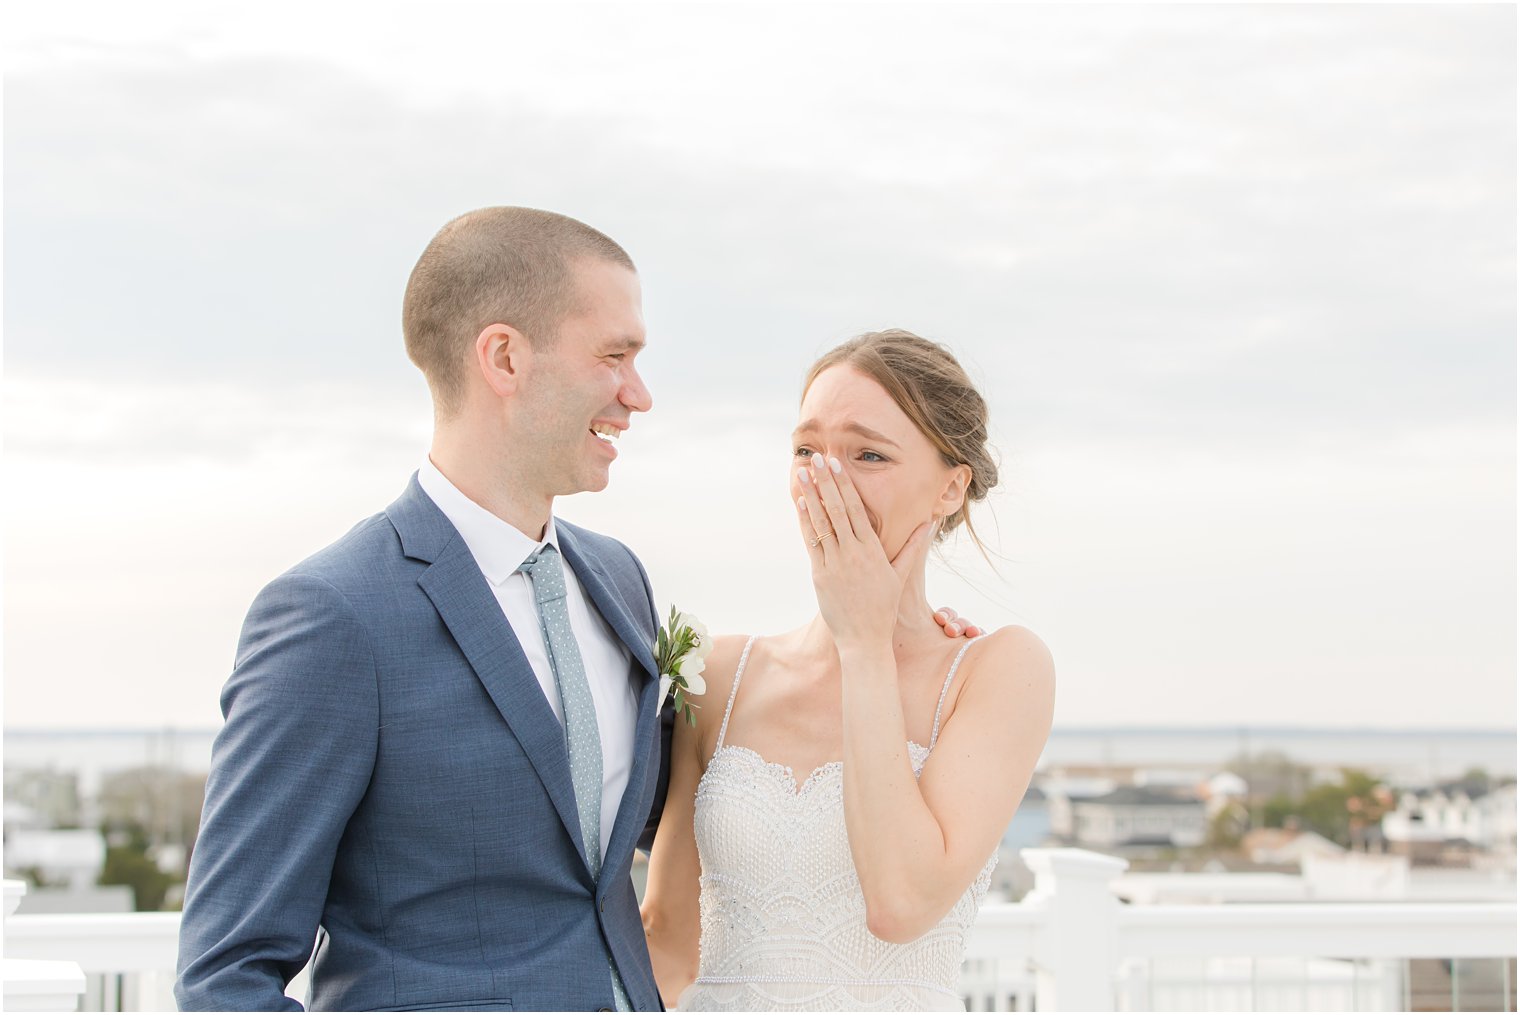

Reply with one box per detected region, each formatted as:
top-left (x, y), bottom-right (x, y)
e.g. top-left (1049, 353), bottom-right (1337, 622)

top-left (560, 466), bottom-right (612, 497)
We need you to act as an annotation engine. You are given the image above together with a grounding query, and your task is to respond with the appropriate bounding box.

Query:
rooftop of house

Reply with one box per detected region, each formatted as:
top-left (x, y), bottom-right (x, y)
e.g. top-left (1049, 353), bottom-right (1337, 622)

top-left (1408, 774), bottom-right (1517, 802)
top-left (1074, 785), bottom-right (1204, 808)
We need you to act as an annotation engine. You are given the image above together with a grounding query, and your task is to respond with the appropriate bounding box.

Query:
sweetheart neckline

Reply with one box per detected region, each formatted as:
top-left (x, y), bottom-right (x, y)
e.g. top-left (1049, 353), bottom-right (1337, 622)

top-left (701, 741), bottom-right (932, 797)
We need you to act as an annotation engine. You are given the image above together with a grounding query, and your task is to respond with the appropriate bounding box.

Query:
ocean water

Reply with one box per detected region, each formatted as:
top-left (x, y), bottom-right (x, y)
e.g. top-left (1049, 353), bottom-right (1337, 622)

top-left (4, 726), bottom-right (1513, 793)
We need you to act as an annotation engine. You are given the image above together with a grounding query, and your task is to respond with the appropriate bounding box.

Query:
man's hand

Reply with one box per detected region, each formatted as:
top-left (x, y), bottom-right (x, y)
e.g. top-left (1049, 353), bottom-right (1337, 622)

top-left (933, 607), bottom-right (981, 639)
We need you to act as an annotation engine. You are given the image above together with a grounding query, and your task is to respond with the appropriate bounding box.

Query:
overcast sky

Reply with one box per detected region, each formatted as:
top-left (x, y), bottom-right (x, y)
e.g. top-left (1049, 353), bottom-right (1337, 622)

top-left (3, 2), bottom-right (1514, 731)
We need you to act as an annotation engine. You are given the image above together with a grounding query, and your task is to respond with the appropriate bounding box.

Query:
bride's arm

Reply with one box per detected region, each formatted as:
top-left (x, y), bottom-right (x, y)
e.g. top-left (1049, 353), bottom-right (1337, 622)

top-left (642, 634), bottom-right (747, 1005)
top-left (839, 627), bottom-right (1053, 944)
top-left (640, 701), bottom-right (703, 1005)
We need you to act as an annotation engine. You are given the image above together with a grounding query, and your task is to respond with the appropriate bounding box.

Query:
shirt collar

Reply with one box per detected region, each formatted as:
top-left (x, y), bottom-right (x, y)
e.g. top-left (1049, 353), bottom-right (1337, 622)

top-left (416, 457), bottom-right (559, 586)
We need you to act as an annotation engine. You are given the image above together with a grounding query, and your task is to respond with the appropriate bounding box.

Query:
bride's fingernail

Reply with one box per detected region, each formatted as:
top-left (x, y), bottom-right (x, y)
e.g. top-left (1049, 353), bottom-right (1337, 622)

top-left (829, 457), bottom-right (842, 474)
top-left (797, 496), bottom-right (806, 512)
top-left (797, 467), bottom-right (810, 484)
top-left (811, 453), bottom-right (825, 470)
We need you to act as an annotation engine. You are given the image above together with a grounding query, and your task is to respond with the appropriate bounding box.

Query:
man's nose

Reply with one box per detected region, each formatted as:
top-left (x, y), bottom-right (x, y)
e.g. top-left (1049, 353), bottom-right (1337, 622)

top-left (621, 363), bottom-right (653, 413)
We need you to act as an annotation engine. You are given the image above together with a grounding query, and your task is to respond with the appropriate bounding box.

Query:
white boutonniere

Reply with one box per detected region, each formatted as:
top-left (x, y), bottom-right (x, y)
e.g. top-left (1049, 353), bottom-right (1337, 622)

top-left (655, 606), bottom-right (711, 727)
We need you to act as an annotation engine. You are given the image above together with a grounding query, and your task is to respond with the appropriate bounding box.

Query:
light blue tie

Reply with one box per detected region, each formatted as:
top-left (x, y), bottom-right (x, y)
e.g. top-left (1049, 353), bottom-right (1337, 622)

top-left (518, 543), bottom-right (631, 1011)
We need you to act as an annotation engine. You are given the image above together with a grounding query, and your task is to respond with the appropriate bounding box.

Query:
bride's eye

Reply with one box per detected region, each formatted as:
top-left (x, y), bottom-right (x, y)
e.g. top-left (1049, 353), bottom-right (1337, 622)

top-left (859, 450), bottom-right (887, 463)
top-left (793, 446), bottom-right (813, 458)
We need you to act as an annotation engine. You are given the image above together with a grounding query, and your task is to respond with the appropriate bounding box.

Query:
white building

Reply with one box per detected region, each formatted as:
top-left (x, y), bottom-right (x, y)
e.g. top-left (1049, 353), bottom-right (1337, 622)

top-left (1063, 786), bottom-right (1208, 849)
top-left (1043, 777), bottom-right (1118, 841)
top-left (1385, 777), bottom-right (1518, 853)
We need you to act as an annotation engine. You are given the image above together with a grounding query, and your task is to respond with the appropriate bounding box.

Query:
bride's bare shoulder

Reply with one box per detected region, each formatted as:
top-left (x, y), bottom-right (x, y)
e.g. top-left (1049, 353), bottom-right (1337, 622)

top-left (685, 635), bottom-right (754, 744)
top-left (703, 634), bottom-right (753, 697)
top-left (962, 625), bottom-right (1055, 704)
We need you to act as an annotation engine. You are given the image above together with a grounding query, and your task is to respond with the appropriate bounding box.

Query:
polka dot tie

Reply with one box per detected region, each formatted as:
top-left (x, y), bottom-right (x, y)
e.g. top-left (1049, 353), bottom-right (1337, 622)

top-left (518, 543), bottom-right (631, 1011)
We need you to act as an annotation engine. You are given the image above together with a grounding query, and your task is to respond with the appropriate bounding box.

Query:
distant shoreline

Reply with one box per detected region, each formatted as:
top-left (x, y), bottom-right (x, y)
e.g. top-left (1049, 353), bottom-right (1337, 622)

top-left (6, 725), bottom-right (1512, 783)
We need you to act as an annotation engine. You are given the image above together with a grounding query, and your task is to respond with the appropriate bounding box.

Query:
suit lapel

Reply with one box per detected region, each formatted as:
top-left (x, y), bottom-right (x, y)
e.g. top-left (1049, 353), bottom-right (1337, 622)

top-left (556, 528), bottom-right (658, 682)
top-left (393, 481), bottom-right (590, 876)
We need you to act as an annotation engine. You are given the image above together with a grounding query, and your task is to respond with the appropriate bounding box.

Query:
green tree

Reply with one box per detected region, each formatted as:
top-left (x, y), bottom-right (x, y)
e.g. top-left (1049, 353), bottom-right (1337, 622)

top-left (1261, 793), bottom-right (1295, 829)
top-left (1208, 802), bottom-right (1249, 849)
top-left (1296, 782), bottom-right (1353, 843)
top-left (97, 825), bottom-right (174, 912)
top-left (1461, 768), bottom-right (1491, 792)
top-left (1288, 769), bottom-right (1391, 848)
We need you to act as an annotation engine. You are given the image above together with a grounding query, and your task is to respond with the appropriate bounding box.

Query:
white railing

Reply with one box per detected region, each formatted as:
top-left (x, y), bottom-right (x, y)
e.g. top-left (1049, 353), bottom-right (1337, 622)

top-left (3, 879), bottom-right (86, 1012)
top-left (2, 910), bottom-right (309, 1011)
top-left (1114, 904), bottom-right (1517, 1012)
top-left (5, 849), bottom-right (1515, 1012)
top-left (4, 912), bottom-right (180, 1011)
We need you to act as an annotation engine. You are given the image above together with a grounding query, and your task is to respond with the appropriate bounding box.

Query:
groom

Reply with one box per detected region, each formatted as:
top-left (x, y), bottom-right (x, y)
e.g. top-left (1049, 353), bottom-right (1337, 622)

top-left (176, 207), bottom-right (666, 1011)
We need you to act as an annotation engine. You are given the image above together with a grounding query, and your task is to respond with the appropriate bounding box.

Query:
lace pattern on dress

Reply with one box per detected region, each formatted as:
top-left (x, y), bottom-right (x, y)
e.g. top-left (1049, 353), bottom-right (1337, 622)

top-left (680, 637), bottom-right (995, 1012)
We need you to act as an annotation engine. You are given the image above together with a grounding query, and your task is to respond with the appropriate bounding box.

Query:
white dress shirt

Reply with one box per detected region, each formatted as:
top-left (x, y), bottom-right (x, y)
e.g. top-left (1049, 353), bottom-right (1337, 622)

top-left (417, 458), bottom-right (637, 860)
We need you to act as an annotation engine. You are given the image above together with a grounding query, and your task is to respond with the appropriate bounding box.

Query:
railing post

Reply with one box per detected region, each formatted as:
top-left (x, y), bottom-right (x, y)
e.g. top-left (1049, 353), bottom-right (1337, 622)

top-left (1020, 848), bottom-right (1129, 1012)
top-left (2, 880), bottom-right (87, 1013)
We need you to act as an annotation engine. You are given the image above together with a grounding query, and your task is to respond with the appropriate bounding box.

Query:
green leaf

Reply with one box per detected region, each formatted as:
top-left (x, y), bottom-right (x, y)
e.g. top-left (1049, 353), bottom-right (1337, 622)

top-left (673, 689), bottom-right (685, 712)
top-left (685, 707), bottom-right (698, 727)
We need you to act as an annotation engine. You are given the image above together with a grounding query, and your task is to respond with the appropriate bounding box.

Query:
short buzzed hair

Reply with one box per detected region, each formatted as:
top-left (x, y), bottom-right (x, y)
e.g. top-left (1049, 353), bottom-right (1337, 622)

top-left (402, 206), bottom-right (635, 414)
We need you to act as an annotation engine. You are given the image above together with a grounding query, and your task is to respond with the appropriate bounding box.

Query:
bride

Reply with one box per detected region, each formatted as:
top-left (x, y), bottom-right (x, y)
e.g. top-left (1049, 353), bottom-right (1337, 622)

top-left (641, 329), bottom-right (1055, 1011)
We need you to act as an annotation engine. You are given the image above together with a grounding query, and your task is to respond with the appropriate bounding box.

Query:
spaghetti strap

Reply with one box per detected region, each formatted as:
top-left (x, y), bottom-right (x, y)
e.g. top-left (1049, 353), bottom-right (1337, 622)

top-left (927, 638), bottom-right (977, 752)
top-left (713, 635), bottom-right (758, 753)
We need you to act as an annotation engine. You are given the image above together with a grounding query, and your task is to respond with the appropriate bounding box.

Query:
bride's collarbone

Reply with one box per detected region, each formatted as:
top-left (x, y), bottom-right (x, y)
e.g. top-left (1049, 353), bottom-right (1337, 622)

top-left (715, 649), bottom-right (965, 766)
top-left (759, 633), bottom-right (963, 685)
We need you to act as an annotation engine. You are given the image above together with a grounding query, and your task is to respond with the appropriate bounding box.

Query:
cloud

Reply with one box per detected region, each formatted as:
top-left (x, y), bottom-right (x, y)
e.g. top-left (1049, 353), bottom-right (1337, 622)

top-left (4, 373), bottom-right (432, 464)
top-left (5, 5), bottom-right (1512, 443)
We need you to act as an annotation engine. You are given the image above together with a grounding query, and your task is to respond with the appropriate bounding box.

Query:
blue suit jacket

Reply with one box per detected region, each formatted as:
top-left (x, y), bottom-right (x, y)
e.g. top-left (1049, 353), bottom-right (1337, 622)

top-left (176, 476), bottom-right (669, 1012)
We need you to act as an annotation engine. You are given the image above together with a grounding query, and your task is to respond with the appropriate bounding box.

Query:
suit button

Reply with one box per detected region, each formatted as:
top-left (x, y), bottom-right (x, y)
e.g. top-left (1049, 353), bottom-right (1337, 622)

top-left (598, 1008), bottom-right (613, 1012)
top-left (599, 899), bottom-right (606, 914)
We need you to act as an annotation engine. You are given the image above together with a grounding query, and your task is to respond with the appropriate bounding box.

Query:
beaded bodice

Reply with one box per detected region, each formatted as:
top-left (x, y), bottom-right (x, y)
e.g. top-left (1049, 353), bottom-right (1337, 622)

top-left (679, 637), bottom-right (995, 1012)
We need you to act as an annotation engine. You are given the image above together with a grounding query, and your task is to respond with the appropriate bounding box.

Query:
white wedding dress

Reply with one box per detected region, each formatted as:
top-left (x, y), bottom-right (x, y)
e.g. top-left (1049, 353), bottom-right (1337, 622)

top-left (678, 637), bottom-right (995, 1012)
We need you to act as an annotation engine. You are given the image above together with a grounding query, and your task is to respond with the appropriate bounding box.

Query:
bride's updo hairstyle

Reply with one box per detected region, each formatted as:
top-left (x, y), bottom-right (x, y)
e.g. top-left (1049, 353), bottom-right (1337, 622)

top-left (803, 329), bottom-right (999, 555)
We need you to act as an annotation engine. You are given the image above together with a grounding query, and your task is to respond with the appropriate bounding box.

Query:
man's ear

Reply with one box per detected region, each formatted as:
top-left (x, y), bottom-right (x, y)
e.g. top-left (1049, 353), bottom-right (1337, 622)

top-left (937, 463), bottom-right (972, 518)
top-left (476, 323), bottom-right (532, 398)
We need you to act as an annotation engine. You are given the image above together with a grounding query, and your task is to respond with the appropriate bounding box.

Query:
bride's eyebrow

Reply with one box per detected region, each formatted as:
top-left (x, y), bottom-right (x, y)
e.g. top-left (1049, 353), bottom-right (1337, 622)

top-left (847, 422), bottom-right (901, 449)
top-left (792, 419), bottom-right (901, 449)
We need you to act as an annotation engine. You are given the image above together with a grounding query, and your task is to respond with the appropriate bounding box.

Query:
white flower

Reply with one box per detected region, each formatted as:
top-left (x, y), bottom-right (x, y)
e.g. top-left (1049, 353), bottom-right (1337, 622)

top-left (655, 605), bottom-right (710, 727)
top-left (681, 613), bottom-right (713, 659)
top-left (678, 660), bottom-right (707, 696)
